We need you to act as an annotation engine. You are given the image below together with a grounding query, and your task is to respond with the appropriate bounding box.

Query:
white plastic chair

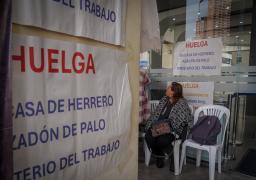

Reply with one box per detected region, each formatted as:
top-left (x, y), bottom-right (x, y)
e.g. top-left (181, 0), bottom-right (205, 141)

top-left (143, 100), bottom-right (181, 175)
top-left (179, 105), bottom-right (230, 180)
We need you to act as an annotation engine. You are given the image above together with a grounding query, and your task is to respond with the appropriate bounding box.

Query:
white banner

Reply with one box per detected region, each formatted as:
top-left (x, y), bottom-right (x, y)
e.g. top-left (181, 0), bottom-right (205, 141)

top-left (11, 34), bottom-right (131, 180)
top-left (12, 0), bottom-right (127, 46)
top-left (173, 38), bottom-right (222, 76)
top-left (182, 82), bottom-right (214, 112)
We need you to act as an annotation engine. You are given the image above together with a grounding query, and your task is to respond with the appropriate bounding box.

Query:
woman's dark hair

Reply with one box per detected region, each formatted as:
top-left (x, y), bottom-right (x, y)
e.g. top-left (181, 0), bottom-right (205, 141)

top-left (171, 82), bottom-right (183, 104)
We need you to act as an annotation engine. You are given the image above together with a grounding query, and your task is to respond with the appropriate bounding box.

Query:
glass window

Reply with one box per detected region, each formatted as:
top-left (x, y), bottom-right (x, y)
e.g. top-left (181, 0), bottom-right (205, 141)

top-left (151, 0), bottom-right (253, 68)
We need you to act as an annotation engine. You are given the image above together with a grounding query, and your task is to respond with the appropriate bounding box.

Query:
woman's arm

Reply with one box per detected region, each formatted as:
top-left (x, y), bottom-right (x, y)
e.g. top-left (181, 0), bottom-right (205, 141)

top-left (168, 98), bottom-right (192, 136)
top-left (144, 96), bottom-right (169, 131)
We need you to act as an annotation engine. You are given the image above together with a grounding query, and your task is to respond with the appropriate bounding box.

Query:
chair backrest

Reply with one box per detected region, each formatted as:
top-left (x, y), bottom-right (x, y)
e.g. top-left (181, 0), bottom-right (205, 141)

top-left (193, 105), bottom-right (230, 146)
top-left (149, 100), bottom-right (159, 112)
top-left (188, 104), bottom-right (194, 115)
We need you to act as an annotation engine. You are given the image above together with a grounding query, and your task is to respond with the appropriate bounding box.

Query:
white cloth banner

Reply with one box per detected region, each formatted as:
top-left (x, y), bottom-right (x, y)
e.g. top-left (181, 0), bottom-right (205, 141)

top-left (12, 0), bottom-right (127, 46)
top-left (11, 34), bottom-right (131, 180)
top-left (173, 38), bottom-right (223, 76)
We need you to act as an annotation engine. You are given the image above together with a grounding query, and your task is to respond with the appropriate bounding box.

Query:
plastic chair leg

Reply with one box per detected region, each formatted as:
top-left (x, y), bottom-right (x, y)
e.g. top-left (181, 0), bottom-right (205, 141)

top-left (144, 139), bottom-right (151, 166)
top-left (173, 142), bottom-right (180, 175)
top-left (217, 149), bottom-right (222, 173)
top-left (196, 150), bottom-right (202, 167)
top-left (209, 147), bottom-right (217, 180)
top-left (179, 144), bottom-right (186, 173)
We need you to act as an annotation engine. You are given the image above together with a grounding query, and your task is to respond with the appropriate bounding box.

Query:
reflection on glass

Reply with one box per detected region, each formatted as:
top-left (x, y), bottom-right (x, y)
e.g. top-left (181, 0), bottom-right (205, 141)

top-left (152, 0), bottom-right (252, 69)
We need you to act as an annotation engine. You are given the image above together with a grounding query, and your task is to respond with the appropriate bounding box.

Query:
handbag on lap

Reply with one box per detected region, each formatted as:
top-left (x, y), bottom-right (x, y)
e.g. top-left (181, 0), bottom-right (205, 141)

top-left (151, 121), bottom-right (171, 137)
top-left (150, 100), bottom-right (172, 137)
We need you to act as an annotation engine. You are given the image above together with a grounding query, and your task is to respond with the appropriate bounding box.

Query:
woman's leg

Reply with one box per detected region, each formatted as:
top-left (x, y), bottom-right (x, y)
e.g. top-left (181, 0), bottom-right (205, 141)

top-left (145, 131), bottom-right (175, 155)
top-left (156, 134), bottom-right (176, 169)
top-left (145, 130), bottom-right (165, 168)
top-left (153, 134), bottom-right (175, 168)
top-left (145, 129), bottom-right (159, 155)
top-left (156, 133), bottom-right (175, 155)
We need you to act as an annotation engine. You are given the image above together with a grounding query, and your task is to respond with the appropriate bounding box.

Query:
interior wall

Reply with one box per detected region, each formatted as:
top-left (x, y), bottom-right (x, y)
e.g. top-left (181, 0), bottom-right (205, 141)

top-left (151, 50), bottom-right (162, 69)
top-left (162, 43), bottom-right (173, 68)
top-left (12, 0), bottom-right (141, 179)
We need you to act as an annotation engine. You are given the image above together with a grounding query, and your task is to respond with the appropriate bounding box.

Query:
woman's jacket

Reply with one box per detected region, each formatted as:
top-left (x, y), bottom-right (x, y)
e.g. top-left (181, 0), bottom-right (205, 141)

top-left (145, 96), bottom-right (193, 137)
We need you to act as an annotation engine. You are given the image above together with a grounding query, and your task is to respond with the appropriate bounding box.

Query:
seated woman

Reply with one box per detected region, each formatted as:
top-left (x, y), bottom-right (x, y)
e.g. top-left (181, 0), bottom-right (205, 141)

top-left (145, 82), bottom-right (193, 168)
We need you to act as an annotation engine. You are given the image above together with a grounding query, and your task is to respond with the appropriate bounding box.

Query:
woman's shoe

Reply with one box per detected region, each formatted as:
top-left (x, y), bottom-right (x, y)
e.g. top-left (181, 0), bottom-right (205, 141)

top-left (156, 158), bottom-right (165, 168)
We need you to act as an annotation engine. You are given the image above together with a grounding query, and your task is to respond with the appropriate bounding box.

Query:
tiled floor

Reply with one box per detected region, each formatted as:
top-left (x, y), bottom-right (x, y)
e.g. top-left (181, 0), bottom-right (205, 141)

top-left (138, 139), bottom-right (256, 180)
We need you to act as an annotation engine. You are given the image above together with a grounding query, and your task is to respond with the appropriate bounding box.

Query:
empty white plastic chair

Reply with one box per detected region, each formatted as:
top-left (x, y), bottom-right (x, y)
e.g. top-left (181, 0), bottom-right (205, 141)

top-left (179, 105), bottom-right (230, 180)
top-left (143, 100), bottom-right (182, 175)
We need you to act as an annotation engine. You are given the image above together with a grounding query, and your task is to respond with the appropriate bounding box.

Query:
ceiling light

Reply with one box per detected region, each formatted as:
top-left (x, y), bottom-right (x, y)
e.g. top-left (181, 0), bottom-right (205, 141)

top-left (235, 36), bottom-right (239, 38)
top-left (226, 6), bottom-right (230, 10)
top-left (172, 17), bottom-right (176, 21)
top-left (240, 21), bottom-right (243, 24)
top-left (240, 39), bottom-right (244, 42)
